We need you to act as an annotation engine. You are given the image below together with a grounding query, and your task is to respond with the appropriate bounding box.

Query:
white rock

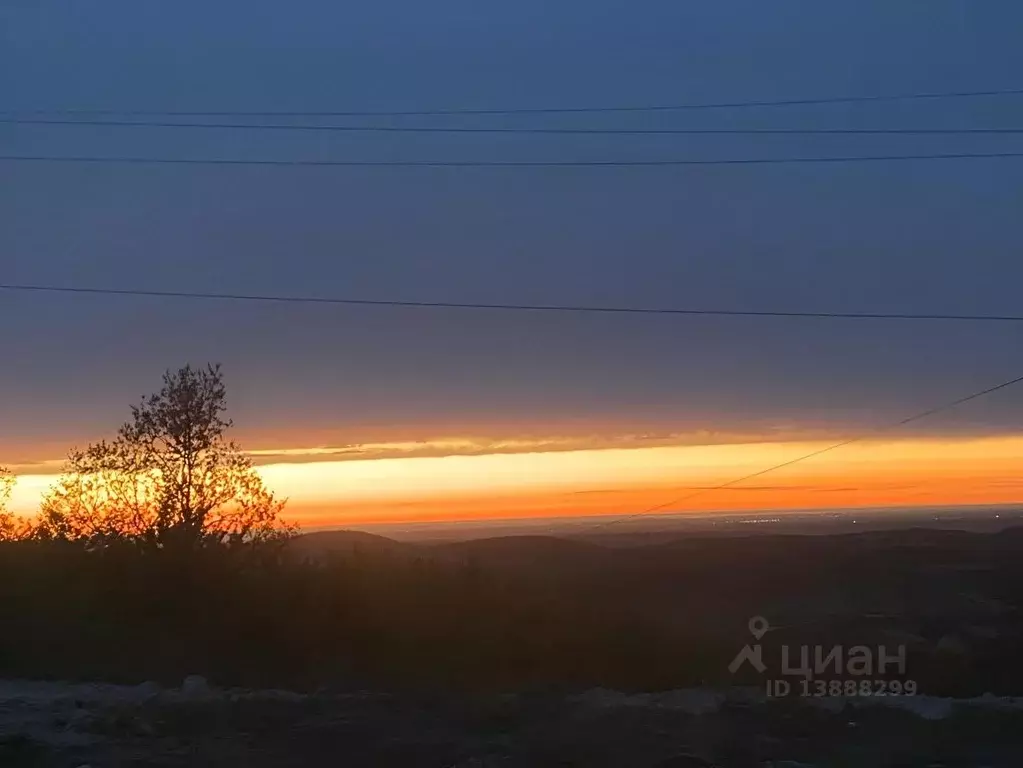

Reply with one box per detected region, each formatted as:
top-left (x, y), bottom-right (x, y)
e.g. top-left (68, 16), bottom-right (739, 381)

top-left (134, 681), bottom-right (162, 702)
top-left (890, 695), bottom-right (954, 720)
top-left (181, 675), bottom-right (211, 698)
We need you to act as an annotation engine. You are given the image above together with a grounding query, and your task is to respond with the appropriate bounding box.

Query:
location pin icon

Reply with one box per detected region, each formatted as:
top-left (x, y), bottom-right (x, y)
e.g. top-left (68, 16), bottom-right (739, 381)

top-left (748, 616), bottom-right (770, 640)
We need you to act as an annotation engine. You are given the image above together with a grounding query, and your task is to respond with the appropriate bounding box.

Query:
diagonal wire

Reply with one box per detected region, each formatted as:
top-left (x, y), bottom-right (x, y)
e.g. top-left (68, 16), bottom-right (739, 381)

top-left (584, 371), bottom-right (1023, 533)
top-left (4, 151), bottom-right (1023, 168)
top-left (6, 283), bottom-right (1023, 323)
top-left (6, 86), bottom-right (1023, 117)
top-left (9, 117), bottom-right (1023, 135)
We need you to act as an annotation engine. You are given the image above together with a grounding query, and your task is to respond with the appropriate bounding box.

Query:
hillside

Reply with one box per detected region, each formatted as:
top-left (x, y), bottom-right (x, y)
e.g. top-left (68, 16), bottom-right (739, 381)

top-left (287, 529), bottom-right (413, 561)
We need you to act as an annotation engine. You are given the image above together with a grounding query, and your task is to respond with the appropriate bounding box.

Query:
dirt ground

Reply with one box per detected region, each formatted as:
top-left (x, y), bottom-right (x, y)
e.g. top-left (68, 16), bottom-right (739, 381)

top-left (2, 679), bottom-right (1023, 767)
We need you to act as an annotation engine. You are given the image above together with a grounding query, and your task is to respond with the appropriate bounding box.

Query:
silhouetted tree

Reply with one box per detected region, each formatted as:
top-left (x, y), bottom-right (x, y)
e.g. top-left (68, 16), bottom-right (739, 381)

top-left (0, 467), bottom-right (22, 540)
top-left (39, 364), bottom-right (295, 550)
top-left (36, 441), bottom-right (157, 545)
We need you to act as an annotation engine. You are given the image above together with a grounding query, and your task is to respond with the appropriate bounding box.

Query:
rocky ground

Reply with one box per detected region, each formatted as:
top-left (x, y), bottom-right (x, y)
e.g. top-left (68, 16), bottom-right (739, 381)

top-left (2, 679), bottom-right (1023, 767)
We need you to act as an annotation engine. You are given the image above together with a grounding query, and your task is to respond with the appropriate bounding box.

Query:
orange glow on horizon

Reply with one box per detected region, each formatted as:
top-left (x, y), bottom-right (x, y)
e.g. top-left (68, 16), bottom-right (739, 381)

top-left (8, 433), bottom-right (1023, 526)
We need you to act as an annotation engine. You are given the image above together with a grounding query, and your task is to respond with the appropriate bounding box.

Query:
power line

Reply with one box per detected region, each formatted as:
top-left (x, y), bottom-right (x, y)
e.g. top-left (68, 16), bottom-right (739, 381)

top-left (585, 370), bottom-right (1023, 533)
top-left (6, 86), bottom-right (1023, 117)
top-left (9, 117), bottom-right (1023, 136)
top-left (4, 151), bottom-right (1023, 168)
top-left (4, 283), bottom-right (1023, 324)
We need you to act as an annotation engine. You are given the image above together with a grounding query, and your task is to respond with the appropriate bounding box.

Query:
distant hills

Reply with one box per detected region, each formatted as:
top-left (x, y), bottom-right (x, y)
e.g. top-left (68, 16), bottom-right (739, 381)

top-left (287, 529), bottom-right (414, 561)
top-left (288, 529), bottom-right (603, 569)
top-left (289, 524), bottom-right (1023, 565)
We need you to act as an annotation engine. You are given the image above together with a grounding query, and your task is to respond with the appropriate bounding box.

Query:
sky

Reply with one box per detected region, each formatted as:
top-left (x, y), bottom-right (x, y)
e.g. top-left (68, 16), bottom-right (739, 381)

top-left (3, 2), bottom-right (1023, 526)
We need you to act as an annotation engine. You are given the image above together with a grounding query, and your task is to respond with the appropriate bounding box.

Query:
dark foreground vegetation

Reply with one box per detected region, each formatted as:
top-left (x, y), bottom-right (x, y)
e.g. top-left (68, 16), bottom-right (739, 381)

top-left (0, 534), bottom-right (690, 691)
top-left (3, 524), bottom-right (1023, 696)
top-left (4, 527), bottom-right (1023, 765)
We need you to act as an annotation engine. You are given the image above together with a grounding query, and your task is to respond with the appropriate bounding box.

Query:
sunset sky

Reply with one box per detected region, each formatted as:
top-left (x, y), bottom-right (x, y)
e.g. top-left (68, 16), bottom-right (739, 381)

top-left (3, 2), bottom-right (1023, 528)
top-left (8, 431), bottom-right (1023, 527)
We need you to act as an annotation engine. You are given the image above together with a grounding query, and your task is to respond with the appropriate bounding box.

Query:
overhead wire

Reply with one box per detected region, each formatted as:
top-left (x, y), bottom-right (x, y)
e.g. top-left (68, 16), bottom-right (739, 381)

top-left (7, 117), bottom-right (1023, 136)
top-left (4, 151), bottom-right (1023, 168)
top-left (7, 86), bottom-right (1023, 117)
top-left (5, 283), bottom-right (1023, 323)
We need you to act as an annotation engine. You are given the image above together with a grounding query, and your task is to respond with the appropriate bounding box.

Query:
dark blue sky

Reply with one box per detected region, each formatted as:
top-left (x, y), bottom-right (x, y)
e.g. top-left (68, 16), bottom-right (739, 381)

top-left (3, 1), bottom-right (1023, 459)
